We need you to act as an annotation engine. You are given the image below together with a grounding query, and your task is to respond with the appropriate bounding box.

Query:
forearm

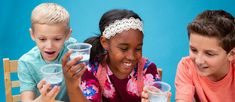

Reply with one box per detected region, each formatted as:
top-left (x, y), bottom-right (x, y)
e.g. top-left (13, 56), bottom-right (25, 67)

top-left (66, 84), bottom-right (89, 102)
top-left (21, 91), bottom-right (35, 102)
top-left (65, 79), bottom-right (89, 102)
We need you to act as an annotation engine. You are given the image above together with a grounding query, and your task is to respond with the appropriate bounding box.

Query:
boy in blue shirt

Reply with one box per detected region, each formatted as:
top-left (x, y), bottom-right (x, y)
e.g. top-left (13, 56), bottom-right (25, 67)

top-left (17, 3), bottom-right (79, 102)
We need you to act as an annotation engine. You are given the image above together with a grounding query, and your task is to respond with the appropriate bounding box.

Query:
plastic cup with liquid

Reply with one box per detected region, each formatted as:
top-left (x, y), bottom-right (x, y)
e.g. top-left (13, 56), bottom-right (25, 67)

top-left (145, 81), bottom-right (171, 102)
top-left (41, 64), bottom-right (63, 87)
top-left (67, 43), bottom-right (92, 65)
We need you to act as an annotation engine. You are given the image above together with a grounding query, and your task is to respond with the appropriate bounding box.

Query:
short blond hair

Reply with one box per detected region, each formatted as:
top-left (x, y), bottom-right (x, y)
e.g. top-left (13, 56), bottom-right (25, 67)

top-left (31, 3), bottom-right (70, 28)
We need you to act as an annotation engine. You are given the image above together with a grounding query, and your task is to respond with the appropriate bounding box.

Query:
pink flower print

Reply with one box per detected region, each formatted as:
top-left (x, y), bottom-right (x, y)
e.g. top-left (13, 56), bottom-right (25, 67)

top-left (129, 70), bottom-right (135, 77)
top-left (107, 66), bottom-right (114, 76)
top-left (127, 77), bottom-right (139, 96)
top-left (103, 80), bottom-right (115, 98)
top-left (87, 65), bottom-right (92, 71)
top-left (143, 74), bottom-right (155, 86)
top-left (81, 81), bottom-right (87, 89)
top-left (155, 74), bottom-right (161, 81)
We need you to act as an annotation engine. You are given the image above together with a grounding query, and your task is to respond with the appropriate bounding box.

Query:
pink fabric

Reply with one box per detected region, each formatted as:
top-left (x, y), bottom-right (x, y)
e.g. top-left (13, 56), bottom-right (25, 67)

top-left (81, 57), bottom-right (160, 102)
top-left (137, 57), bottom-right (146, 95)
top-left (96, 57), bottom-right (147, 96)
top-left (175, 56), bottom-right (235, 102)
top-left (96, 63), bottom-right (107, 91)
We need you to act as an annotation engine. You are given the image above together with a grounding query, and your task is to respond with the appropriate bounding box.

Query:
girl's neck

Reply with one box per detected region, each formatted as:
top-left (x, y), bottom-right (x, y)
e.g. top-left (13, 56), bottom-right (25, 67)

top-left (107, 63), bottom-right (130, 80)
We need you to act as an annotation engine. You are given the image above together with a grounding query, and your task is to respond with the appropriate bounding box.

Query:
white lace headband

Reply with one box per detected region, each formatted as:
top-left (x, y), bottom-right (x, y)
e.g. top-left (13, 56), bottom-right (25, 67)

top-left (102, 17), bottom-right (143, 39)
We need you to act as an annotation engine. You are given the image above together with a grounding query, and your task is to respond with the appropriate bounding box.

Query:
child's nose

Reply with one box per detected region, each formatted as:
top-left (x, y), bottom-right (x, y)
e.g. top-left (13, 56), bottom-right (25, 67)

top-left (126, 51), bottom-right (135, 60)
top-left (46, 41), bottom-right (53, 48)
top-left (195, 55), bottom-right (205, 65)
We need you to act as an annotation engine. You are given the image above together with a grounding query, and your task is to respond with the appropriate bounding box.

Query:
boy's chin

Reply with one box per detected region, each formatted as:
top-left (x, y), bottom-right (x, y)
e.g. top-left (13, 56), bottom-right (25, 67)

top-left (42, 55), bottom-right (58, 62)
top-left (197, 70), bottom-right (210, 77)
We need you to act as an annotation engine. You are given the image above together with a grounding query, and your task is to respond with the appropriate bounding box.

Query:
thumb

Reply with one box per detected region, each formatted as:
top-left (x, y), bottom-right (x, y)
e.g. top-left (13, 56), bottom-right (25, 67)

top-left (167, 92), bottom-right (172, 102)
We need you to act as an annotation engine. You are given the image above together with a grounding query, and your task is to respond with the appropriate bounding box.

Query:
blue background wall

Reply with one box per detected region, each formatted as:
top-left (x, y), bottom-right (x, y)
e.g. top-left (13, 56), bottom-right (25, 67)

top-left (0, 0), bottom-right (234, 101)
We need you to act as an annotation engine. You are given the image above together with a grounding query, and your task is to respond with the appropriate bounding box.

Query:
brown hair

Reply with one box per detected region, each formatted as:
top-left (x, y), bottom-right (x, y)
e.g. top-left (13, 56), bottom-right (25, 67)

top-left (187, 10), bottom-right (235, 53)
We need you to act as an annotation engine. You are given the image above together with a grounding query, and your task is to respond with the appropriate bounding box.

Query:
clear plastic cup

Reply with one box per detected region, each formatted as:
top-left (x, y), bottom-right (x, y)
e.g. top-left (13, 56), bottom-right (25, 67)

top-left (67, 43), bottom-right (92, 64)
top-left (40, 64), bottom-right (63, 87)
top-left (145, 81), bottom-right (171, 102)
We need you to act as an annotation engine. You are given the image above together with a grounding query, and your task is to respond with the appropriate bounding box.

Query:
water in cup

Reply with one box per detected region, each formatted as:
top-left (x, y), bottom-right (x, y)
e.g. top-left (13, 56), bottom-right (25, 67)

top-left (41, 64), bottom-right (63, 87)
top-left (46, 76), bottom-right (63, 88)
top-left (67, 43), bottom-right (92, 64)
top-left (145, 81), bottom-right (171, 102)
top-left (70, 52), bottom-right (90, 64)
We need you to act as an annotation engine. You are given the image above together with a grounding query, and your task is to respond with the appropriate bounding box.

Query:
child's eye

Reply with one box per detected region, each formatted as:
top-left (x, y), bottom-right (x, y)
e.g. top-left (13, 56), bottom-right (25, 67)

top-left (205, 52), bottom-right (216, 57)
top-left (190, 48), bottom-right (197, 53)
top-left (136, 47), bottom-right (142, 51)
top-left (55, 38), bottom-right (62, 41)
top-left (120, 48), bottom-right (128, 51)
top-left (39, 38), bottom-right (46, 41)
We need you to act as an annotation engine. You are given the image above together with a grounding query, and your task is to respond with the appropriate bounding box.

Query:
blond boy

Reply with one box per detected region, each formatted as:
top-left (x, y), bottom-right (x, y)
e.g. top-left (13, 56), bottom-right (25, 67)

top-left (18, 3), bottom-right (77, 101)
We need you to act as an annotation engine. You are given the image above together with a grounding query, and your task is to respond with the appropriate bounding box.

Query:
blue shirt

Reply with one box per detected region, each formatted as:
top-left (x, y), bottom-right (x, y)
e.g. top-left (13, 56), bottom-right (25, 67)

top-left (18, 37), bottom-right (77, 101)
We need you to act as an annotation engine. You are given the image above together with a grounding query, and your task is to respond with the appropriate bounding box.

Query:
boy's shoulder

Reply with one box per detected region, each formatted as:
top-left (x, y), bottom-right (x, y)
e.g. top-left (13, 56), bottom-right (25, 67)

top-left (19, 46), bottom-right (41, 63)
top-left (179, 56), bottom-right (193, 65)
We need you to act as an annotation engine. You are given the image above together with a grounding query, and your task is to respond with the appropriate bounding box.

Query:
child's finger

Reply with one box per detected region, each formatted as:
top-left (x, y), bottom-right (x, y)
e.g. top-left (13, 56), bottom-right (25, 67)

top-left (62, 51), bottom-right (72, 68)
top-left (64, 56), bottom-right (83, 73)
top-left (70, 56), bottom-right (83, 66)
top-left (141, 98), bottom-right (149, 102)
top-left (167, 92), bottom-right (172, 97)
top-left (40, 83), bottom-right (51, 96)
top-left (48, 86), bottom-right (60, 99)
top-left (141, 90), bottom-right (149, 99)
top-left (141, 86), bottom-right (150, 102)
top-left (167, 92), bottom-right (172, 102)
top-left (73, 65), bottom-right (87, 78)
top-left (71, 63), bottom-right (85, 76)
top-left (37, 80), bottom-right (46, 90)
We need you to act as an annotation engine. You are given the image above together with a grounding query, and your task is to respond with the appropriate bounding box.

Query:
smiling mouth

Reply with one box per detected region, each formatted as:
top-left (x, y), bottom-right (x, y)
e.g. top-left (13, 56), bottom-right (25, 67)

top-left (122, 62), bottom-right (134, 69)
top-left (197, 66), bottom-right (209, 70)
top-left (124, 62), bottom-right (132, 67)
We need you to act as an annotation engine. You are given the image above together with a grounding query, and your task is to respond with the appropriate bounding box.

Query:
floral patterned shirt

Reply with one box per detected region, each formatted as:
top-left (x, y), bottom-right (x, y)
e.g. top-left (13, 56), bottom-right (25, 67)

top-left (81, 58), bottom-right (161, 102)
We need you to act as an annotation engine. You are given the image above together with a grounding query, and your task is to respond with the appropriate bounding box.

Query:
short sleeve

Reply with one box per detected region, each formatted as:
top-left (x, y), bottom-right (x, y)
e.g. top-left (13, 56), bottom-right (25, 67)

top-left (175, 58), bottom-right (195, 101)
top-left (144, 61), bottom-right (161, 81)
top-left (18, 60), bottom-right (36, 93)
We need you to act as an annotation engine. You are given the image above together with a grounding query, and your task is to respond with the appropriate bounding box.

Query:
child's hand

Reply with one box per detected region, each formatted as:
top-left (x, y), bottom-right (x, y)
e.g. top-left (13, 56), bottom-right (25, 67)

top-left (141, 86), bottom-right (172, 102)
top-left (36, 80), bottom-right (60, 102)
top-left (166, 92), bottom-right (172, 102)
top-left (141, 86), bottom-right (149, 102)
top-left (62, 51), bottom-right (86, 87)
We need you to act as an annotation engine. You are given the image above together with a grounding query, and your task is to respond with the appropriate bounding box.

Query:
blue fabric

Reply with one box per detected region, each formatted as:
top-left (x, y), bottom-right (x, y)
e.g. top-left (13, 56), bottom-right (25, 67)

top-left (18, 37), bottom-right (77, 101)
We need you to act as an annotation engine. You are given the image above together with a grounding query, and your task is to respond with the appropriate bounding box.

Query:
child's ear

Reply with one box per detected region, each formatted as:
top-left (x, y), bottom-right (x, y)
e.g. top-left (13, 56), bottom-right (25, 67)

top-left (29, 28), bottom-right (35, 41)
top-left (100, 36), bottom-right (109, 50)
top-left (65, 28), bottom-right (72, 40)
top-left (228, 48), bottom-right (235, 61)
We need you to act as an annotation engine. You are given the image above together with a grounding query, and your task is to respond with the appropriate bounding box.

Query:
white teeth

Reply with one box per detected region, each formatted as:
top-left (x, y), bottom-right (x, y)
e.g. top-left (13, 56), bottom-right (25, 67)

top-left (124, 62), bottom-right (132, 67)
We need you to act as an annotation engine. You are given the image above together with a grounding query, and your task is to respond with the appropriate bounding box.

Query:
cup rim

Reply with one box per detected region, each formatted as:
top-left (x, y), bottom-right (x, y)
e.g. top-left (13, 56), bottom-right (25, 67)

top-left (40, 64), bottom-right (62, 75)
top-left (67, 43), bottom-right (92, 52)
top-left (146, 81), bottom-right (171, 95)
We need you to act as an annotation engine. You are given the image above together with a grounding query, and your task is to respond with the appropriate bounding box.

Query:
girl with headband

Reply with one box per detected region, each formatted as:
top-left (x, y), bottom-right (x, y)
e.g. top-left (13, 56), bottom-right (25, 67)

top-left (62, 9), bottom-right (171, 102)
